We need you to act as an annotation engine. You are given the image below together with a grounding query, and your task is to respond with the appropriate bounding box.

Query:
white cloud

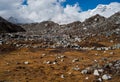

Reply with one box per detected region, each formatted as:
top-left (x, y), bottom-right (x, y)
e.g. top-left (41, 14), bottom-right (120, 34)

top-left (0, 0), bottom-right (120, 24)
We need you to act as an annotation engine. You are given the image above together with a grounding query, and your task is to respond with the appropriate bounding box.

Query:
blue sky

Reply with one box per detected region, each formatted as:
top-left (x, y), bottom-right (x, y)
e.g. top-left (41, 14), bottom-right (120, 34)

top-left (22, 0), bottom-right (28, 5)
top-left (63, 0), bottom-right (120, 11)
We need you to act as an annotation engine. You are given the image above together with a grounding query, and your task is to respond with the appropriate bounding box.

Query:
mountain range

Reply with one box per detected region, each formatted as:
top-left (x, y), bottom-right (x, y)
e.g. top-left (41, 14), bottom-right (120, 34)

top-left (0, 11), bottom-right (120, 40)
top-left (20, 12), bottom-right (120, 36)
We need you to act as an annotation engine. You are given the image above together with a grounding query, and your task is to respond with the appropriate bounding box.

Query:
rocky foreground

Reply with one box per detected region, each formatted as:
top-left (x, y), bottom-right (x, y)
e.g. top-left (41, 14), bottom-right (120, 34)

top-left (0, 12), bottom-right (120, 82)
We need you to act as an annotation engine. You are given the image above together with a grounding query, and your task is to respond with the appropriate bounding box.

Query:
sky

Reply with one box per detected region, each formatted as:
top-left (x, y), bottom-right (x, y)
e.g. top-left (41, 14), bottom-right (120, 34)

top-left (63, 0), bottom-right (120, 11)
top-left (0, 0), bottom-right (120, 24)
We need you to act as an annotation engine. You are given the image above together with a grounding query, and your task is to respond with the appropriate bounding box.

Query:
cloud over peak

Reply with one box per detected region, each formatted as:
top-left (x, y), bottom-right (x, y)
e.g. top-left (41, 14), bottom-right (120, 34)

top-left (0, 0), bottom-right (120, 24)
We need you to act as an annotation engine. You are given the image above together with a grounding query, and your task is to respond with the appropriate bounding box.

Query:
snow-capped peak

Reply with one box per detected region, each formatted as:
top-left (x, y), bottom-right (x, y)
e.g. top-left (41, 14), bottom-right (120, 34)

top-left (78, 2), bottom-right (120, 22)
top-left (90, 2), bottom-right (120, 18)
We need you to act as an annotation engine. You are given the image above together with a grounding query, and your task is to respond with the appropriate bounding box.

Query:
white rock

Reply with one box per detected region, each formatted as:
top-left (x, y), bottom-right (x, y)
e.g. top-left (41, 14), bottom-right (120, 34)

top-left (93, 70), bottom-right (99, 76)
top-left (61, 55), bottom-right (65, 58)
top-left (61, 74), bottom-right (64, 78)
top-left (102, 74), bottom-right (111, 80)
top-left (85, 77), bottom-right (89, 80)
top-left (6, 63), bottom-right (9, 65)
top-left (42, 54), bottom-right (46, 57)
top-left (94, 60), bottom-right (98, 62)
top-left (46, 61), bottom-right (51, 64)
top-left (68, 72), bottom-right (72, 75)
top-left (83, 27), bottom-right (87, 30)
top-left (72, 58), bottom-right (79, 63)
top-left (105, 47), bottom-right (109, 50)
top-left (98, 78), bottom-right (102, 82)
top-left (24, 61), bottom-right (29, 65)
top-left (53, 62), bottom-right (57, 65)
top-left (81, 69), bottom-right (88, 74)
top-left (103, 51), bottom-right (106, 53)
top-left (98, 69), bottom-right (104, 73)
top-left (61, 59), bottom-right (64, 62)
top-left (73, 67), bottom-right (80, 71)
top-left (95, 53), bottom-right (99, 56)
top-left (97, 48), bottom-right (102, 50)
top-left (110, 40), bottom-right (113, 43)
top-left (109, 52), bottom-right (114, 55)
top-left (0, 40), bottom-right (3, 45)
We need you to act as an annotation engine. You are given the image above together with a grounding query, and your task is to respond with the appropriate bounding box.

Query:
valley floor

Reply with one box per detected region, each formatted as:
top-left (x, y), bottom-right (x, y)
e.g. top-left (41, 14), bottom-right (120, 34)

top-left (0, 48), bottom-right (120, 82)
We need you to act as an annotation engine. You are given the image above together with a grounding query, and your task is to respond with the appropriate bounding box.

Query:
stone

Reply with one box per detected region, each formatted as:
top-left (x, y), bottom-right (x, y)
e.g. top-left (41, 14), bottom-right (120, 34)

top-left (102, 74), bottom-right (111, 80)
top-left (53, 61), bottom-right (57, 65)
top-left (98, 78), bottom-right (102, 82)
top-left (83, 27), bottom-right (87, 30)
top-left (81, 69), bottom-right (88, 74)
top-left (85, 77), bottom-right (89, 80)
top-left (94, 60), bottom-right (98, 62)
top-left (68, 72), bottom-right (72, 75)
top-left (41, 54), bottom-right (46, 57)
top-left (61, 59), bottom-right (64, 62)
top-left (6, 63), bottom-right (9, 65)
top-left (98, 69), bottom-right (104, 73)
top-left (105, 47), bottom-right (109, 51)
top-left (0, 40), bottom-right (3, 45)
top-left (24, 61), bottom-right (29, 65)
top-left (72, 67), bottom-right (80, 71)
top-left (110, 40), bottom-right (113, 43)
top-left (46, 61), bottom-right (51, 64)
top-left (61, 74), bottom-right (64, 78)
top-left (109, 52), bottom-right (114, 55)
top-left (96, 48), bottom-right (102, 51)
top-left (85, 67), bottom-right (93, 74)
top-left (93, 70), bottom-right (99, 76)
top-left (72, 58), bottom-right (79, 63)
top-left (60, 55), bottom-right (66, 58)
top-left (95, 53), bottom-right (99, 56)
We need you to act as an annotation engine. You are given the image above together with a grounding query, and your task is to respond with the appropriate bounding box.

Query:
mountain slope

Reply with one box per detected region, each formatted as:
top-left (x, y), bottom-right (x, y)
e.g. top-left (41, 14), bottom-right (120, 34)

top-left (0, 16), bottom-right (25, 33)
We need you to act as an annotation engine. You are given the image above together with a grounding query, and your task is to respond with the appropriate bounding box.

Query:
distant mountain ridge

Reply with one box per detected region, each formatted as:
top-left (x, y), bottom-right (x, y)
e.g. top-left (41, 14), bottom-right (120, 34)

top-left (21, 12), bottom-right (120, 38)
top-left (0, 11), bottom-right (119, 36)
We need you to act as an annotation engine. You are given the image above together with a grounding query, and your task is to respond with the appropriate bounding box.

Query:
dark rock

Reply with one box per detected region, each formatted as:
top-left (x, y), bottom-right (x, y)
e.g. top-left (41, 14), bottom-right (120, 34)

top-left (0, 16), bottom-right (25, 33)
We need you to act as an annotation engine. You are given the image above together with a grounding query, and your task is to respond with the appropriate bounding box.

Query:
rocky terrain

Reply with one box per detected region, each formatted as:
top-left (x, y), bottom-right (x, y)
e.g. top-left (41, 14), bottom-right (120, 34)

top-left (0, 12), bottom-right (120, 82)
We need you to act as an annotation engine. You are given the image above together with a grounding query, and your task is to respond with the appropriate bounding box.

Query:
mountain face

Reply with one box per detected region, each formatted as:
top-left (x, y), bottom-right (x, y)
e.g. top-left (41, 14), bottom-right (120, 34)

top-left (108, 12), bottom-right (120, 24)
top-left (22, 21), bottom-right (59, 31)
top-left (0, 16), bottom-right (25, 33)
top-left (8, 17), bottom-right (18, 24)
top-left (83, 14), bottom-right (106, 25)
